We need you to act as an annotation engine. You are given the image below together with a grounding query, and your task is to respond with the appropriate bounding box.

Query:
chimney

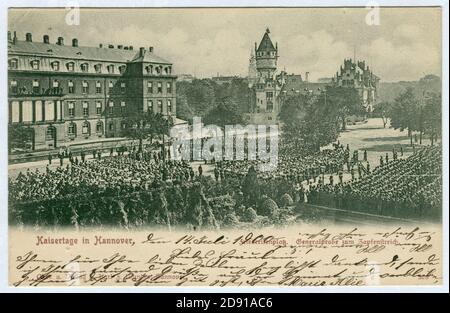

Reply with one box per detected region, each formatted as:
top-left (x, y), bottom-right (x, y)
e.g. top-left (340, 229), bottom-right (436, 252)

top-left (57, 37), bottom-right (64, 45)
top-left (99, 43), bottom-right (103, 48)
top-left (108, 44), bottom-right (114, 49)
top-left (129, 45), bottom-right (133, 50)
top-left (117, 45), bottom-right (123, 49)
top-left (72, 38), bottom-right (78, 47)
top-left (25, 32), bottom-right (32, 42)
top-left (305, 72), bottom-right (309, 82)
top-left (149, 46), bottom-right (154, 53)
top-left (139, 47), bottom-right (146, 57)
top-left (43, 35), bottom-right (49, 44)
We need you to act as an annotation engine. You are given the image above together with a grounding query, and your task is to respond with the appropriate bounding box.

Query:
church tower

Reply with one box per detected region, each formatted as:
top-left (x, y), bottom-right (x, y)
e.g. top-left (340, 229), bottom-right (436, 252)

top-left (247, 28), bottom-right (282, 125)
top-left (248, 49), bottom-right (257, 87)
top-left (255, 28), bottom-right (278, 79)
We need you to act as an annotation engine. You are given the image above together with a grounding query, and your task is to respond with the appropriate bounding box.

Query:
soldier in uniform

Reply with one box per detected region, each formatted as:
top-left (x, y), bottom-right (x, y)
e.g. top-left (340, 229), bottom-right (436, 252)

top-left (214, 167), bottom-right (219, 181)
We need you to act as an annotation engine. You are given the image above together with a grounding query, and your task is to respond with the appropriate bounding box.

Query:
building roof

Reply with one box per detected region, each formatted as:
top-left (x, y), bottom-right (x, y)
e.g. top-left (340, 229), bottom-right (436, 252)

top-left (282, 78), bottom-right (329, 95)
top-left (257, 29), bottom-right (276, 52)
top-left (8, 40), bottom-right (171, 64)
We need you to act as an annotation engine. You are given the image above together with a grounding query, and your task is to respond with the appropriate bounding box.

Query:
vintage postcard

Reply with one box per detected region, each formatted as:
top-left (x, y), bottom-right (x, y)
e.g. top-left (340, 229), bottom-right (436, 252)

top-left (3, 4), bottom-right (448, 293)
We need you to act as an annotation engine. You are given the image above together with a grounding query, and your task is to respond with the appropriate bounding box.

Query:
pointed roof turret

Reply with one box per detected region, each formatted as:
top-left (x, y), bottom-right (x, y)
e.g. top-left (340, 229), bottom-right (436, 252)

top-left (256, 28), bottom-right (276, 52)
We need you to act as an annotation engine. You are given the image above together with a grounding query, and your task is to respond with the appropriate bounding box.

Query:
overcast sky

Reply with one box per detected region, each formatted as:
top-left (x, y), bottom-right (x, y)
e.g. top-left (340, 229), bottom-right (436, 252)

top-left (9, 7), bottom-right (442, 82)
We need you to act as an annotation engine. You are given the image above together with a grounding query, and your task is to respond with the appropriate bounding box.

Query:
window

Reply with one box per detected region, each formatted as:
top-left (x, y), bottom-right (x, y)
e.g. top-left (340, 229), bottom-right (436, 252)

top-left (156, 66), bottom-right (161, 75)
top-left (167, 99), bottom-right (172, 114)
top-left (167, 82), bottom-right (172, 94)
top-left (52, 80), bottom-right (59, 89)
top-left (147, 100), bottom-right (153, 112)
top-left (96, 81), bottom-right (102, 94)
top-left (107, 65), bottom-right (115, 74)
top-left (108, 101), bottom-right (114, 114)
top-left (119, 65), bottom-right (126, 74)
top-left (266, 92), bottom-right (273, 99)
top-left (30, 60), bottom-right (40, 70)
top-left (82, 101), bottom-right (89, 116)
top-left (82, 121), bottom-right (90, 135)
top-left (96, 101), bottom-right (102, 115)
top-left (80, 63), bottom-right (89, 73)
top-left (157, 82), bottom-right (162, 93)
top-left (120, 82), bottom-right (126, 93)
top-left (96, 121), bottom-right (103, 134)
top-left (51, 61), bottom-right (60, 71)
top-left (82, 81), bottom-right (89, 94)
top-left (120, 101), bottom-right (126, 113)
top-left (32, 80), bottom-right (40, 94)
top-left (66, 62), bottom-right (75, 72)
top-left (158, 100), bottom-right (163, 113)
top-left (10, 80), bottom-right (18, 94)
top-left (109, 123), bottom-right (114, 131)
top-left (68, 102), bottom-right (75, 117)
top-left (94, 64), bottom-right (102, 73)
top-left (45, 126), bottom-right (56, 141)
top-left (146, 65), bottom-right (153, 74)
top-left (109, 81), bottom-right (114, 89)
top-left (68, 122), bottom-right (77, 136)
top-left (9, 59), bottom-right (18, 69)
top-left (68, 80), bottom-right (75, 93)
top-left (147, 81), bottom-right (153, 93)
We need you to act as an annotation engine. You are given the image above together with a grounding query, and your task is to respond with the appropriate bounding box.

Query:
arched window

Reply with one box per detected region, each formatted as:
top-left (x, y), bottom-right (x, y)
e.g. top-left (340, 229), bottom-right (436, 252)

top-left (51, 61), bottom-right (60, 71)
top-left (119, 65), bottom-right (126, 74)
top-left (80, 63), bottom-right (89, 72)
top-left (96, 121), bottom-right (104, 134)
top-left (45, 125), bottom-right (56, 141)
top-left (30, 60), bottom-right (40, 70)
top-left (82, 121), bottom-right (91, 136)
top-left (66, 62), bottom-right (75, 72)
top-left (9, 58), bottom-right (18, 69)
top-left (68, 122), bottom-right (77, 137)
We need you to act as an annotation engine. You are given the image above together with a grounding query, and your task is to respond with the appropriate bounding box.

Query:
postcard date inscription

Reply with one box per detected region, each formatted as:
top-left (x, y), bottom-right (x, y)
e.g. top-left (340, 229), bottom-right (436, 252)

top-left (10, 227), bottom-right (441, 287)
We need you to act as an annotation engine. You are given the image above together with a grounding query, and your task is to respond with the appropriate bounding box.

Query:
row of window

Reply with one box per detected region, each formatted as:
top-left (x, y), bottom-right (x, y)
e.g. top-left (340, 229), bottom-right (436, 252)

top-left (8, 58), bottom-right (172, 75)
top-left (145, 99), bottom-right (173, 114)
top-left (67, 121), bottom-right (104, 137)
top-left (9, 79), bottom-right (173, 95)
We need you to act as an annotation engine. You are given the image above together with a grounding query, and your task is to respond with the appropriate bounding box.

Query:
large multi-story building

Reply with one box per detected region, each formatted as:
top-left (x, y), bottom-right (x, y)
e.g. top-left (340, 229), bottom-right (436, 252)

top-left (333, 59), bottom-right (379, 111)
top-left (8, 31), bottom-right (177, 151)
top-left (247, 28), bottom-right (283, 125)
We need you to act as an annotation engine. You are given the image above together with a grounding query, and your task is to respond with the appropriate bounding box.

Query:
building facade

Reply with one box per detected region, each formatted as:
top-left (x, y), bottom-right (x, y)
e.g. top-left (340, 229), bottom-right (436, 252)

top-left (8, 31), bottom-right (177, 151)
top-left (333, 59), bottom-right (379, 111)
top-left (247, 29), bottom-right (284, 125)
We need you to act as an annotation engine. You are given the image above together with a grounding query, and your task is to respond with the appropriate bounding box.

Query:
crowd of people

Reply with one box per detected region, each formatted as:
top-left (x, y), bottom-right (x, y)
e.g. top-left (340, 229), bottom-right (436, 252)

top-left (308, 146), bottom-right (442, 219)
top-left (217, 145), bottom-right (347, 185)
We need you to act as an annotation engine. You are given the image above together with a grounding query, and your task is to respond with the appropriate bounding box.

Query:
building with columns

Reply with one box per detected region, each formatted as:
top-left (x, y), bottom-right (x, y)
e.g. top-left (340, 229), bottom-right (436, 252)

top-left (8, 31), bottom-right (177, 151)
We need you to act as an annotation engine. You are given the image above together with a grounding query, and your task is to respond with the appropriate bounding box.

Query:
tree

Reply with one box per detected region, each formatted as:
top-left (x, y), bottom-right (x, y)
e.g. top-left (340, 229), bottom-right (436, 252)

top-left (203, 97), bottom-right (245, 128)
top-left (278, 94), bottom-right (309, 126)
top-left (8, 124), bottom-right (34, 153)
top-left (388, 87), bottom-right (420, 146)
top-left (122, 111), bottom-right (173, 152)
top-left (279, 91), bottom-right (340, 154)
top-left (324, 86), bottom-right (364, 130)
top-left (373, 101), bottom-right (391, 128)
top-left (423, 92), bottom-right (442, 145)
